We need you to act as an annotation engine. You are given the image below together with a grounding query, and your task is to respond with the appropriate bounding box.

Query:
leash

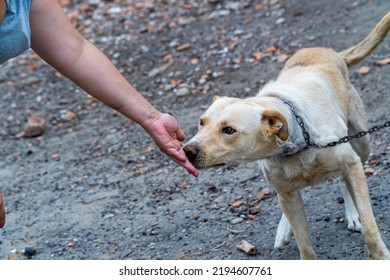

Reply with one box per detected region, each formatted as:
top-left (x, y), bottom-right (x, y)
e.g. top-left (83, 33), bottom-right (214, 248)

top-left (319, 121), bottom-right (389, 148)
top-left (283, 100), bottom-right (389, 149)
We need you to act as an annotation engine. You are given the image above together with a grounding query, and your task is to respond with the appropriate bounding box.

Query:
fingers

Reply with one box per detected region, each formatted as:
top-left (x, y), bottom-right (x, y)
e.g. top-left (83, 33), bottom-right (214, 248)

top-left (147, 112), bottom-right (198, 177)
top-left (184, 161), bottom-right (199, 177)
top-left (176, 127), bottom-right (186, 142)
top-left (175, 157), bottom-right (199, 177)
top-left (168, 147), bottom-right (199, 177)
top-left (164, 113), bottom-right (186, 142)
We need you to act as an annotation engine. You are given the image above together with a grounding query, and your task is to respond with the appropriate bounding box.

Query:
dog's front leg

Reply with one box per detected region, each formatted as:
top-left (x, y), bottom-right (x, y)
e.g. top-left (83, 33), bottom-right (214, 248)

top-left (277, 191), bottom-right (316, 260)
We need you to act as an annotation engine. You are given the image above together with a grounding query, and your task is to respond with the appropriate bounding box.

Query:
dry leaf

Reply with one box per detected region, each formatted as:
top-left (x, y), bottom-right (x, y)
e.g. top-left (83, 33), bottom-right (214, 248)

top-left (51, 154), bottom-right (61, 160)
top-left (265, 46), bottom-right (277, 53)
top-left (369, 159), bottom-right (379, 165)
top-left (181, 3), bottom-right (193, 9)
top-left (144, 145), bottom-right (154, 153)
top-left (176, 43), bottom-right (192, 51)
top-left (376, 57), bottom-right (390, 65)
top-left (277, 53), bottom-right (289, 63)
top-left (28, 64), bottom-right (38, 72)
top-left (6, 81), bottom-right (15, 87)
top-left (190, 58), bottom-right (199, 65)
top-left (356, 66), bottom-right (370, 75)
top-left (63, 111), bottom-right (76, 121)
top-left (254, 4), bottom-right (263, 11)
top-left (245, 214), bottom-right (256, 220)
top-left (364, 167), bottom-right (375, 175)
top-left (249, 204), bottom-right (261, 215)
top-left (170, 79), bottom-right (179, 87)
top-left (231, 200), bottom-right (245, 208)
top-left (252, 52), bottom-right (262, 61)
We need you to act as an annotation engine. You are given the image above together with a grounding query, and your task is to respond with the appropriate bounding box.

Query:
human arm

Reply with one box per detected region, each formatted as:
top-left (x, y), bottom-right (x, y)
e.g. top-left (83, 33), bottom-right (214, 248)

top-left (29, 0), bottom-right (198, 176)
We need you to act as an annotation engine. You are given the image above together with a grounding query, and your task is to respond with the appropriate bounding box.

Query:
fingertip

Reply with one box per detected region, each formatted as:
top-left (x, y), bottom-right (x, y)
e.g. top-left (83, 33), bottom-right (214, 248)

top-left (191, 170), bottom-right (199, 178)
top-left (177, 129), bottom-right (186, 141)
top-left (185, 163), bottom-right (199, 178)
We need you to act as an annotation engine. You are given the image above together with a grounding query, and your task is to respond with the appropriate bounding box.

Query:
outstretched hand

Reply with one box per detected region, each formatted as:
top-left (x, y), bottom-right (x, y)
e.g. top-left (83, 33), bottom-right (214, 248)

top-left (0, 191), bottom-right (5, 228)
top-left (144, 113), bottom-right (199, 177)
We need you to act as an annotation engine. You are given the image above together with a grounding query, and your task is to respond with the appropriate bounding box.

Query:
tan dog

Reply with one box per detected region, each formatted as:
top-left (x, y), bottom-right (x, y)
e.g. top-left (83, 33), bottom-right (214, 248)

top-left (184, 12), bottom-right (390, 259)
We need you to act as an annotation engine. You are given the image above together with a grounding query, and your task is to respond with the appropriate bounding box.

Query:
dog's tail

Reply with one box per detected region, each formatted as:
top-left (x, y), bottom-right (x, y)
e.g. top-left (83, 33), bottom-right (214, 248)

top-left (339, 11), bottom-right (390, 67)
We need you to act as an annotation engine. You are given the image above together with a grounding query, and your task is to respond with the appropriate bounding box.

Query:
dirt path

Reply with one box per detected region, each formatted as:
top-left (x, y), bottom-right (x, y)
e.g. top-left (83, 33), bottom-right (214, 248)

top-left (0, 0), bottom-right (389, 260)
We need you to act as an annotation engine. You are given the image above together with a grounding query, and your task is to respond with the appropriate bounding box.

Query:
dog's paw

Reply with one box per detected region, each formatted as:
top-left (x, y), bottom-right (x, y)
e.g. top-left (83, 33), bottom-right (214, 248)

top-left (344, 200), bottom-right (361, 231)
top-left (340, 185), bottom-right (362, 232)
top-left (274, 214), bottom-right (293, 250)
top-left (274, 235), bottom-right (292, 250)
top-left (346, 213), bottom-right (361, 232)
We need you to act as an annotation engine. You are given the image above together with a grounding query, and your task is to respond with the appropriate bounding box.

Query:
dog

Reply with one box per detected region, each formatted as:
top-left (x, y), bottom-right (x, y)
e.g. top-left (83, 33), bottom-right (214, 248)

top-left (183, 11), bottom-right (390, 259)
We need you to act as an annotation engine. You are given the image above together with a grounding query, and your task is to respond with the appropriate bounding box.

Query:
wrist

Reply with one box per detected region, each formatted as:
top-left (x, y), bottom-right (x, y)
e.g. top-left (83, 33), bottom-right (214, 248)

top-left (138, 109), bottom-right (163, 132)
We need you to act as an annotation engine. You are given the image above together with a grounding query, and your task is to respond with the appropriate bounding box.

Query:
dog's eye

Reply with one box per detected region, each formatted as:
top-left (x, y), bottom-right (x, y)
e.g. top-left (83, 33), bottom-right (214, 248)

top-left (199, 119), bottom-right (204, 126)
top-left (222, 126), bottom-right (236, 135)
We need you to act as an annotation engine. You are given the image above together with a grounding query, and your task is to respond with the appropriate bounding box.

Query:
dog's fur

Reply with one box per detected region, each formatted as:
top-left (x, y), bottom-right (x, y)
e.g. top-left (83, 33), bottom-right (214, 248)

top-left (184, 12), bottom-right (390, 259)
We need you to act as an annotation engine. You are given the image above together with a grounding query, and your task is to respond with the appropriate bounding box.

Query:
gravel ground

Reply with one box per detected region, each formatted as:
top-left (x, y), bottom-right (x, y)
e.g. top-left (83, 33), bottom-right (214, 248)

top-left (0, 0), bottom-right (389, 260)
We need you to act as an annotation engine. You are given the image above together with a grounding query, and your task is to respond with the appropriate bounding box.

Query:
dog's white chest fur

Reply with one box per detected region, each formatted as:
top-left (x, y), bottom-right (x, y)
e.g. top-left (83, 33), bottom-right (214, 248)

top-left (259, 147), bottom-right (357, 191)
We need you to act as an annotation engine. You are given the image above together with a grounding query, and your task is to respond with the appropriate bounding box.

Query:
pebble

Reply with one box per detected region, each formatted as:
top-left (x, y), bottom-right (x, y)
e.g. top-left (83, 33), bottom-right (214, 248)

top-left (323, 216), bottom-right (330, 222)
top-left (140, 45), bottom-right (150, 53)
top-left (231, 217), bottom-right (244, 225)
top-left (176, 87), bottom-right (190, 96)
top-left (148, 68), bottom-right (160, 77)
top-left (88, 0), bottom-right (100, 6)
top-left (22, 116), bottom-right (46, 138)
top-left (60, 110), bottom-right (76, 121)
top-left (226, 2), bottom-right (241, 11)
top-left (198, 78), bottom-right (207, 85)
top-left (107, 7), bottom-right (122, 14)
top-left (23, 247), bottom-right (37, 258)
top-left (276, 18), bottom-right (286, 25)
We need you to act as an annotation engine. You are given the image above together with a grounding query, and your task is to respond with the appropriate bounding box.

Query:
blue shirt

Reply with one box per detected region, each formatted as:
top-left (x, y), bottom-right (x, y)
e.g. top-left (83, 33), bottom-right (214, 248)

top-left (0, 0), bottom-right (33, 64)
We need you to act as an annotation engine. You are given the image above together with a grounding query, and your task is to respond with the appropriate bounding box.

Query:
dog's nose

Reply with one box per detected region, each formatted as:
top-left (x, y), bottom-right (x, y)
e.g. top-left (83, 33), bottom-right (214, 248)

top-left (183, 144), bottom-right (200, 163)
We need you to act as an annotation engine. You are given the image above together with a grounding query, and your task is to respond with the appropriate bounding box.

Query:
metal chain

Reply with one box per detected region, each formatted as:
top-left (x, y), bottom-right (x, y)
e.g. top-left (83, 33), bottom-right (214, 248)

top-left (320, 120), bottom-right (390, 148)
top-left (283, 101), bottom-right (313, 146)
top-left (283, 100), bottom-right (389, 150)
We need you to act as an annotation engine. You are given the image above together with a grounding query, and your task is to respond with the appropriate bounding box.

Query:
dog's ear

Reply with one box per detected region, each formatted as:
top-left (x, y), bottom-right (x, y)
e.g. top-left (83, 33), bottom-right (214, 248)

top-left (262, 109), bottom-right (289, 141)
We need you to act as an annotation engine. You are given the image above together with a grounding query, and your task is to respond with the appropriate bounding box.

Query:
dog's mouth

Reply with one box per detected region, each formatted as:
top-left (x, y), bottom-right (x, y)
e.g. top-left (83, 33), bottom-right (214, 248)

top-left (206, 162), bottom-right (226, 169)
top-left (194, 162), bottom-right (226, 169)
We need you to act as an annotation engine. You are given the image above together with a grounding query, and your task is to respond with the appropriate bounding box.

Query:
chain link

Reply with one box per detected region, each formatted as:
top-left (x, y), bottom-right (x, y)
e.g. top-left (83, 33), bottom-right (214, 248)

top-left (321, 120), bottom-right (390, 148)
top-left (283, 101), bottom-right (313, 146)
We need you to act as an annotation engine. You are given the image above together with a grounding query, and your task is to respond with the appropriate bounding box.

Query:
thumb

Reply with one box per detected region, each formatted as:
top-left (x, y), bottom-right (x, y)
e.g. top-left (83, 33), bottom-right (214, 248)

top-left (176, 127), bottom-right (186, 142)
